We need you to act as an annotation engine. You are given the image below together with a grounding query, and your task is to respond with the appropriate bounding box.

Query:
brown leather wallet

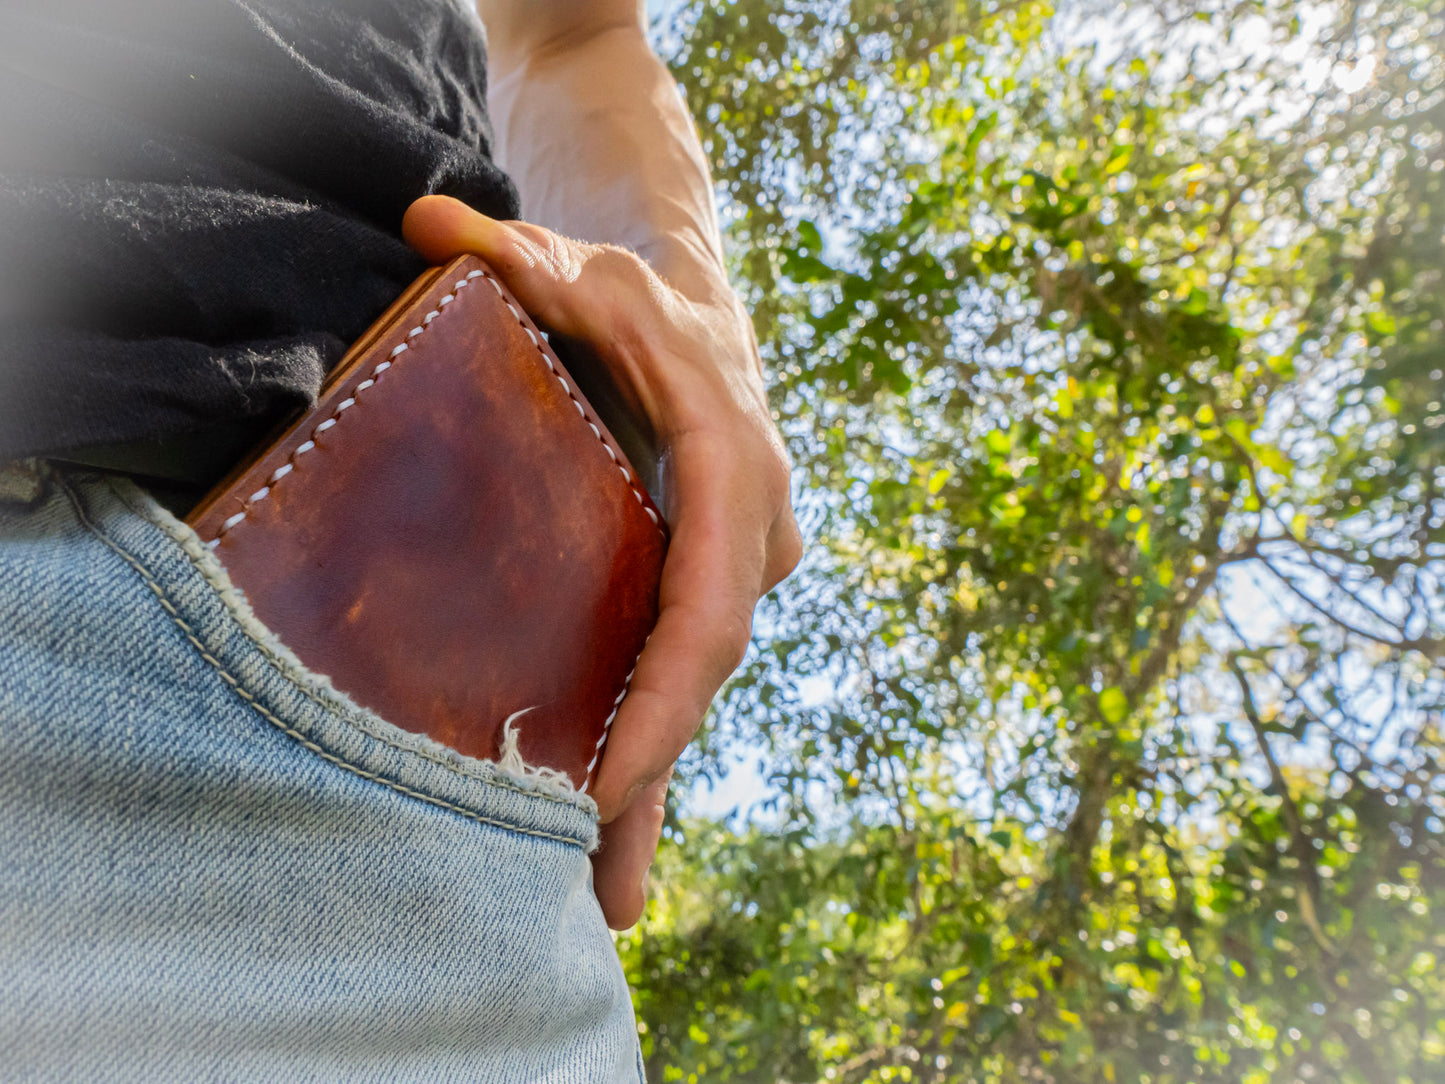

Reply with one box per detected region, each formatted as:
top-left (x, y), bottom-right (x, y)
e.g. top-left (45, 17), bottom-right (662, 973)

top-left (187, 254), bottom-right (668, 791)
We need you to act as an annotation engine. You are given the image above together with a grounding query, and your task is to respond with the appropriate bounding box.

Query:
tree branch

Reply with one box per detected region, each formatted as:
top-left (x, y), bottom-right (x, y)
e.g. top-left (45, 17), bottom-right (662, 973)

top-left (1228, 658), bottom-right (1339, 958)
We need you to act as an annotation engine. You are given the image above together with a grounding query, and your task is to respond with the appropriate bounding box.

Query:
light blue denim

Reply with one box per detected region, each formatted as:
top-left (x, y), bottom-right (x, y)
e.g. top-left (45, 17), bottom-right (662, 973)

top-left (0, 464), bottom-right (644, 1083)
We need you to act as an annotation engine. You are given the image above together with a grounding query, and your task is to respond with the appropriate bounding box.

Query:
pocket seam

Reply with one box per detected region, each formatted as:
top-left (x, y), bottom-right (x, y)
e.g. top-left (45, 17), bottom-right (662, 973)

top-left (104, 475), bottom-right (589, 811)
top-left (64, 476), bottom-right (589, 850)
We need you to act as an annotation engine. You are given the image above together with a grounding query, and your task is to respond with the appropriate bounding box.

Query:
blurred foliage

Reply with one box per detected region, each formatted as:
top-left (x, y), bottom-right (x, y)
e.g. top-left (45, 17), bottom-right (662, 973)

top-left (622, 1), bottom-right (1445, 1081)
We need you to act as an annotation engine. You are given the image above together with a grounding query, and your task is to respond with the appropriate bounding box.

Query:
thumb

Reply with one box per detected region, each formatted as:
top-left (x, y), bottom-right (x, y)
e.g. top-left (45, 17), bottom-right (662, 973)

top-left (402, 195), bottom-right (599, 338)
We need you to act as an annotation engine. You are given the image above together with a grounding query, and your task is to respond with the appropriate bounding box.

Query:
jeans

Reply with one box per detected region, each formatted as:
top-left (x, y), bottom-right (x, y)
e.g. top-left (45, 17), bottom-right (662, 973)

top-left (0, 464), bottom-right (644, 1083)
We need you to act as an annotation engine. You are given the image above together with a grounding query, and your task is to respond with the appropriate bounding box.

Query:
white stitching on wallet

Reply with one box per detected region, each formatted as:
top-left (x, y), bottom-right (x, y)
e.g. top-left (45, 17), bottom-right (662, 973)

top-left (468, 265), bottom-right (667, 786)
top-left (466, 266), bottom-right (663, 539)
top-left (577, 660), bottom-right (641, 792)
top-left (203, 260), bottom-right (667, 784)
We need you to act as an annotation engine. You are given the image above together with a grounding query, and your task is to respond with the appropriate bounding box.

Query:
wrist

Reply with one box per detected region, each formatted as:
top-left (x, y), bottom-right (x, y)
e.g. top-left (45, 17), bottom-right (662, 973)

top-left (478, 1), bottom-right (644, 83)
top-left (483, 27), bottom-right (726, 291)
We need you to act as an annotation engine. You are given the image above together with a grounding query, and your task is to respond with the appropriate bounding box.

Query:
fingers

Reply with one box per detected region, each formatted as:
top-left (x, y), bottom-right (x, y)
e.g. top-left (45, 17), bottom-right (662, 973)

top-left (402, 191), bottom-right (803, 843)
top-left (591, 769), bottom-right (672, 930)
top-left (587, 424), bottom-right (769, 821)
top-left (402, 194), bottom-right (651, 344)
top-left (401, 193), bottom-right (485, 258)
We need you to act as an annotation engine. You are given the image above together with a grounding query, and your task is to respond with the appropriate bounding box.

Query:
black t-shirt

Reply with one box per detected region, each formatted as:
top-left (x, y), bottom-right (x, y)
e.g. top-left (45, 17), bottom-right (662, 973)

top-left (0, 0), bottom-right (518, 492)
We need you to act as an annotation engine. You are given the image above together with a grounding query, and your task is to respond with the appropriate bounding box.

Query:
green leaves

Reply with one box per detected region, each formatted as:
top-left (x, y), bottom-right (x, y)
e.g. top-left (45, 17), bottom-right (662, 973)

top-left (1098, 687), bottom-right (1128, 725)
top-left (645, 0), bottom-right (1445, 1080)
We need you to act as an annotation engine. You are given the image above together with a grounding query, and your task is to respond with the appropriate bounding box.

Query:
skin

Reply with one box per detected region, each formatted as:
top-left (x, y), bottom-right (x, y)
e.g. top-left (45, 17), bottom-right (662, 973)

top-left (403, 2), bottom-right (801, 930)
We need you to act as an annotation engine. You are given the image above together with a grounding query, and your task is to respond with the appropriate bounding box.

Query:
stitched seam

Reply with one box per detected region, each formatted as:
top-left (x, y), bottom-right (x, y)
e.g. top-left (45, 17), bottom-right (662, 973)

top-left (471, 267), bottom-right (667, 538)
top-left (579, 648), bottom-right (643, 792)
top-left (107, 478), bottom-right (587, 810)
top-left (469, 267), bottom-right (661, 785)
top-left (197, 264), bottom-right (663, 787)
top-left (205, 301), bottom-right (433, 544)
top-left (469, 266), bottom-right (663, 788)
top-left (65, 479), bottom-right (588, 850)
top-left (206, 267), bottom-right (666, 546)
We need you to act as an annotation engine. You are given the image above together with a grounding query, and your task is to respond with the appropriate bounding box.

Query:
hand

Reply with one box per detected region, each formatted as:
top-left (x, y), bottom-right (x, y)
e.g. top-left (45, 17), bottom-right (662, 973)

top-left (402, 194), bottom-right (801, 929)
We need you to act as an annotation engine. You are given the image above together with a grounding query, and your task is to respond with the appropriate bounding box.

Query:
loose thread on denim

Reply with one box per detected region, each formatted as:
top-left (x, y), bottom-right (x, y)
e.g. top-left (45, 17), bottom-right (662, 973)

top-left (67, 480), bottom-right (590, 849)
top-left (494, 707), bottom-right (576, 793)
top-left (112, 477), bottom-right (590, 812)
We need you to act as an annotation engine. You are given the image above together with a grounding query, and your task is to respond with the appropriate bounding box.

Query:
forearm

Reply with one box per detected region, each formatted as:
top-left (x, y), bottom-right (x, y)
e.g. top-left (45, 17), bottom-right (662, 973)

top-left (478, 12), bottom-right (725, 300)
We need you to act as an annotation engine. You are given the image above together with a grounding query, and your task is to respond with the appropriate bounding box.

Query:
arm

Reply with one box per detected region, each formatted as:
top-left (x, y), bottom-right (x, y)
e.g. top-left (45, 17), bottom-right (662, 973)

top-left (476, 0), bottom-right (725, 298)
top-left (404, 2), bottom-right (800, 930)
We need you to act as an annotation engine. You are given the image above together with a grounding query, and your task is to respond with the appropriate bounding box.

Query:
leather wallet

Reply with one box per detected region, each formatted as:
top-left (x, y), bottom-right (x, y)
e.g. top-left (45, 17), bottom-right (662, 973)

top-left (187, 254), bottom-right (668, 792)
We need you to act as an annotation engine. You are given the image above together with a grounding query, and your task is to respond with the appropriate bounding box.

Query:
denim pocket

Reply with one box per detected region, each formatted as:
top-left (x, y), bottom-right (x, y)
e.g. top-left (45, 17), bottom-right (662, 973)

top-left (0, 469), bottom-right (643, 1082)
top-left (93, 471), bottom-right (600, 848)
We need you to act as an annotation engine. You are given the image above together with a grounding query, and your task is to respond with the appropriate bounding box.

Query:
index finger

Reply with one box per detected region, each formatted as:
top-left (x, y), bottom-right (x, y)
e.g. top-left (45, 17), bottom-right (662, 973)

top-left (587, 425), bottom-right (770, 821)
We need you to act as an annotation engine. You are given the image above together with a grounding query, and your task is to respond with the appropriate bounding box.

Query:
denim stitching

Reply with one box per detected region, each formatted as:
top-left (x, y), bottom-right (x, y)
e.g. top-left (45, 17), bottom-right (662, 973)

top-left (65, 478), bottom-right (588, 850)
top-left (106, 478), bottom-right (589, 812)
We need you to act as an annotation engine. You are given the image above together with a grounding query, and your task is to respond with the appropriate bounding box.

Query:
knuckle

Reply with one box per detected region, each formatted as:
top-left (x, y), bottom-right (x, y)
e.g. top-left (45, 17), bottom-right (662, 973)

top-left (487, 234), bottom-right (533, 279)
top-left (755, 443), bottom-right (795, 516)
top-left (573, 246), bottom-right (658, 342)
top-left (764, 449), bottom-right (793, 498)
top-left (589, 244), bottom-right (651, 285)
top-left (490, 230), bottom-right (552, 283)
top-left (775, 516), bottom-right (804, 577)
top-left (536, 231), bottom-right (584, 283)
top-left (759, 511), bottom-right (803, 596)
top-left (714, 607), bottom-right (754, 675)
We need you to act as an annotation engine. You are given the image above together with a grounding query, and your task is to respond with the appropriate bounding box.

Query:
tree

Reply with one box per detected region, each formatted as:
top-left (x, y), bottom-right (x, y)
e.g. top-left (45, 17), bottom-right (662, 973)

top-left (623, 2), bottom-right (1445, 1081)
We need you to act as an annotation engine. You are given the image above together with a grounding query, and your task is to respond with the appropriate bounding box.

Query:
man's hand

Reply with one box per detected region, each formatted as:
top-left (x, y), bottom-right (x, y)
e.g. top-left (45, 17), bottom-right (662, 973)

top-left (403, 194), bottom-right (801, 930)
top-left (464, 5), bottom-right (795, 929)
